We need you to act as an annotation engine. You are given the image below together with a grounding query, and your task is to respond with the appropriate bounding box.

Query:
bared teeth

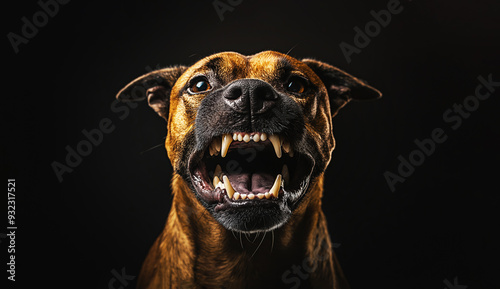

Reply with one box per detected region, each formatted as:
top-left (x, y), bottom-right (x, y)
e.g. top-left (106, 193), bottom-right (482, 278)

top-left (211, 133), bottom-right (291, 201)
top-left (221, 134), bottom-right (232, 157)
top-left (269, 135), bottom-right (282, 158)
top-left (213, 175), bottom-right (220, 188)
top-left (223, 175), bottom-right (235, 198)
top-left (213, 138), bottom-right (221, 154)
top-left (282, 140), bottom-right (293, 157)
top-left (282, 140), bottom-right (289, 153)
top-left (209, 138), bottom-right (221, 156)
top-left (213, 133), bottom-right (293, 159)
top-left (269, 174), bottom-right (282, 198)
top-left (228, 133), bottom-right (271, 143)
top-left (217, 173), bottom-right (283, 200)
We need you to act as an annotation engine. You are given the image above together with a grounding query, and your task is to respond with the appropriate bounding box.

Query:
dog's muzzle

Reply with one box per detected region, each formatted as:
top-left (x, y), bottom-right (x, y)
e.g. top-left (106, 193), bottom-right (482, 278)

top-left (185, 78), bottom-right (316, 233)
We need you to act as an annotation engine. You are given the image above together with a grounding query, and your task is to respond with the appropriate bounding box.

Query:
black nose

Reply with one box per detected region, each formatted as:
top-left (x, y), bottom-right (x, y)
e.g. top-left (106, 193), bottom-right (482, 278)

top-left (222, 79), bottom-right (278, 115)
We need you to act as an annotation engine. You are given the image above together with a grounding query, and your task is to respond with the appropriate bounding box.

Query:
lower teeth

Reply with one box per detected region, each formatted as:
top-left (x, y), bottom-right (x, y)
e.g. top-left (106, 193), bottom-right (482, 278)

top-left (214, 173), bottom-right (283, 200)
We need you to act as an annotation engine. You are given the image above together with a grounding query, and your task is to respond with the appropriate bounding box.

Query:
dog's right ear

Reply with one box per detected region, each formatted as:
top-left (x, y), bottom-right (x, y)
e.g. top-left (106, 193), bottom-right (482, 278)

top-left (116, 66), bottom-right (187, 120)
top-left (302, 59), bottom-right (382, 117)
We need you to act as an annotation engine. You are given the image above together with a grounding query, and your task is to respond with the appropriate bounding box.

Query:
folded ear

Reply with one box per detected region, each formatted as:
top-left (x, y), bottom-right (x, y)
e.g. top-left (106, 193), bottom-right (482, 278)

top-left (301, 59), bottom-right (382, 116)
top-left (116, 66), bottom-right (188, 120)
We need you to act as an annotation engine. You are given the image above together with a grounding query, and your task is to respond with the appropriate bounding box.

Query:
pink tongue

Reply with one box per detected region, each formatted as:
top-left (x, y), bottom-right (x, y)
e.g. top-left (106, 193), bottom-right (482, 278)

top-left (227, 173), bottom-right (274, 195)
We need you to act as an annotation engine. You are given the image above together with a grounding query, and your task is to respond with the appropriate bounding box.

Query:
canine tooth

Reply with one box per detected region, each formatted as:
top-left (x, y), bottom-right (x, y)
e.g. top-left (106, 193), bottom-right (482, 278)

top-left (282, 141), bottom-right (293, 157)
top-left (241, 194), bottom-right (247, 200)
top-left (270, 174), bottom-right (282, 198)
top-left (223, 175), bottom-right (235, 198)
top-left (213, 138), bottom-right (221, 153)
top-left (243, 134), bottom-right (251, 142)
top-left (269, 135), bottom-right (282, 158)
top-left (260, 133), bottom-right (268, 141)
top-left (221, 134), bottom-right (232, 157)
top-left (214, 164), bottom-right (222, 178)
top-left (282, 164), bottom-right (289, 186)
top-left (253, 134), bottom-right (260, 142)
top-left (257, 193), bottom-right (265, 199)
top-left (213, 175), bottom-right (220, 188)
top-left (248, 193), bottom-right (255, 200)
top-left (237, 134), bottom-right (243, 141)
top-left (233, 192), bottom-right (240, 200)
top-left (264, 192), bottom-right (271, 199)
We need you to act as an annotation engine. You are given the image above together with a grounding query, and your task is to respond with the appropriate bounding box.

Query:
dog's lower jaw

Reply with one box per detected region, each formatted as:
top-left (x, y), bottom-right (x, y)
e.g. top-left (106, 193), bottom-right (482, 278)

top-left (136, 174), bottom-right (349, 289)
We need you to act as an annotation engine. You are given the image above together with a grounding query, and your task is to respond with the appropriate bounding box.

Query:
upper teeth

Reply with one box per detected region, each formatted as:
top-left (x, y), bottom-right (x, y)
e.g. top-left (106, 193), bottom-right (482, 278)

top-left (213, 133), bottom-right (292, 158)
top-left (220, 134), bottom-right (232, 157)
top-left (268, 135), bottom-right (282, 158)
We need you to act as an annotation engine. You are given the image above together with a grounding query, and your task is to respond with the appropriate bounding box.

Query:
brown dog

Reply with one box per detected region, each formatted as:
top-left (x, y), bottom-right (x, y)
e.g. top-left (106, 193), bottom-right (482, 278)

top-left (116, 51), bottom-right (381, 289)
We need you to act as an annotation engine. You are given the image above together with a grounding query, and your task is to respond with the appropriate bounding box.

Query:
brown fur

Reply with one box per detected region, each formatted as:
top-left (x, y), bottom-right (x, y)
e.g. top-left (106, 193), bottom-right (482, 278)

top-left (116, 51), bottom-right (381, 289)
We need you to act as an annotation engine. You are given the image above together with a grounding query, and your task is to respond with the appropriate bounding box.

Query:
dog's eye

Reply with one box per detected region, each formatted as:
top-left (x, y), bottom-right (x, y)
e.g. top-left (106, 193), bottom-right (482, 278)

top-left (285, 77), bottom-right (307, 94)
top-left (188, 78), bottom-right (212, 94)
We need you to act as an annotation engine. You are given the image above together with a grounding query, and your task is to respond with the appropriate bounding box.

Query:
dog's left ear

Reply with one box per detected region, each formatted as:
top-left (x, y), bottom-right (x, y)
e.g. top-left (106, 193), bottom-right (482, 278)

top-left (116, 66), bottom-right (188, 120)
top-left (302, 59), bottom-right (382, 116)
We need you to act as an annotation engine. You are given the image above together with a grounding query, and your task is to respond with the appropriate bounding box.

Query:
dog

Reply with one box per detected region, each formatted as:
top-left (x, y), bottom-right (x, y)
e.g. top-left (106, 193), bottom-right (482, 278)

top-left (116, 51), bottom-right (381, 289)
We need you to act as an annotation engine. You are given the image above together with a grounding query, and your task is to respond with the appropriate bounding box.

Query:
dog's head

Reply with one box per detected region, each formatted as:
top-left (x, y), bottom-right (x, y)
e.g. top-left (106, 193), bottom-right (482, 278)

top-left (117, 51), bottom-right (381, 233)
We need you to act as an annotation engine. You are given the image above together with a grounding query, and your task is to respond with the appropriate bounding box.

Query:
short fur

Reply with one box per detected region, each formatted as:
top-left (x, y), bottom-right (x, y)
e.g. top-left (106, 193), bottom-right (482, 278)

top-left (117, 51), bottom-right (381, 289)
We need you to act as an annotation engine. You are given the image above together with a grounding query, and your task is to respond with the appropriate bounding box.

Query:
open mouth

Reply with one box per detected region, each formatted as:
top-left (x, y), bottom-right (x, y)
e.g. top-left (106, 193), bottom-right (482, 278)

top-left (189, 132), bottom-right (314, 212)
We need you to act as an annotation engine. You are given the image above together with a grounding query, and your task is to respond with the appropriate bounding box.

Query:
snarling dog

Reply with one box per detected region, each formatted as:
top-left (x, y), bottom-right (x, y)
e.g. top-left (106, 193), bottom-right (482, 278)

top-left (116, 51), bottom-right (381, 289)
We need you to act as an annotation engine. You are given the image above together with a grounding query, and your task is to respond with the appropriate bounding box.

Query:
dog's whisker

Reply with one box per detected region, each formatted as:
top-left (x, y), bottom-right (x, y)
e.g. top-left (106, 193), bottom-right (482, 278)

top-left (231, 230), bottom-right (237, 240)
top-left (250, 231), bottom-right (266, 259)
top-left (239, 232), bottom-right (244, 249)
top-left (252, 232), bottom-right (260, 243)
top-left (139, 140), bottom-right (166, 155)
top-left (286, 44), bottom-right (299, 56)
top-left (243, 224), bottom-right (252, 243)
top-left (271, 230), bottom-right (275, 253)
top-left (244, 233), bottom-right (251, 242)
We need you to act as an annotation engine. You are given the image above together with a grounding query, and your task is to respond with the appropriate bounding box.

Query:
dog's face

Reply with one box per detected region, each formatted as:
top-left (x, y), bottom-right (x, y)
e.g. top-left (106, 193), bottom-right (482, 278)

top-left (117, 51), bottom-right (381, 233)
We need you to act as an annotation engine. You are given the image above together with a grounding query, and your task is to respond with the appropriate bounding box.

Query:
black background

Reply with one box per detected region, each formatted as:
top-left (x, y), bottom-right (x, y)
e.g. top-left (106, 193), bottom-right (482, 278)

top-left (3, 0), bottom-right (500, 288)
